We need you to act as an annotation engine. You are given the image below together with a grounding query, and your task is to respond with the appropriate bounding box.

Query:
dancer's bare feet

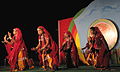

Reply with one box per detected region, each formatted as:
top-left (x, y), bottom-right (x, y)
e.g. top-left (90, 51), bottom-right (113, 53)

top-left (29, 66), bottom-right (34, 69)
top-left (11, 69), bottom-right (18, 72)
top-left (43, 68), bottom-right (47, 71)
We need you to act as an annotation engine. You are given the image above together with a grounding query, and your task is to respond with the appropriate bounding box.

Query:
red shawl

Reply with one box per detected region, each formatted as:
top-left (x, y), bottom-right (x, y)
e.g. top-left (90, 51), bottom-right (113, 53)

top-left (60, 31), bottom-right (79, 66)
top-left (93, 27), bottom-right (110, 68)
top-left (5, 28), bottom-right (27, 69)
top-left (37, 26), bottom-right (59, 67)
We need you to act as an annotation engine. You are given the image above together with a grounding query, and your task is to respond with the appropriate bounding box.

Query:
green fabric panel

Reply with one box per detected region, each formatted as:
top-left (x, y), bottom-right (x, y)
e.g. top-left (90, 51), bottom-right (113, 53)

top-left (74, 8), bottom-right (85, 19)
top-left (68, 8), bottom-right (85, 32)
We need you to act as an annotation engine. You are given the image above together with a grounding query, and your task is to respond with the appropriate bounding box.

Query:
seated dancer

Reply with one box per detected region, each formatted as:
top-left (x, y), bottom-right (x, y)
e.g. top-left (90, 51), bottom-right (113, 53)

top-left (88, 27), bottom-right (110, 69)
top-left (3, 28), bottom-right (32, 71)
top-left (60, 31), bottom-right (79, 68)
top-left (82, 37), bottom-right (97, 66)
top-left (31, 26), bottom-right (59, 71)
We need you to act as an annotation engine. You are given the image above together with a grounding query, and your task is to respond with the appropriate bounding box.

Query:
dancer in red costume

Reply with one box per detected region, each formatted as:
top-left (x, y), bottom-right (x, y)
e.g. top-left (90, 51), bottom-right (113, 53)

top-left (4, 28), bottom-right (28, 71)
top-left (60, 31), bottom-right (79, 68)
top-left (31, 26), bottom-right (59, 71)
top-left (89, 27), bottom-right (110, 69)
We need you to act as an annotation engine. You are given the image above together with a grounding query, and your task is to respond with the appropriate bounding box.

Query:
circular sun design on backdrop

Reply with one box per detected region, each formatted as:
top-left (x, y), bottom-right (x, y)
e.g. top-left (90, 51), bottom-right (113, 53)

top-left (88, 19), bottom-right (118, 50)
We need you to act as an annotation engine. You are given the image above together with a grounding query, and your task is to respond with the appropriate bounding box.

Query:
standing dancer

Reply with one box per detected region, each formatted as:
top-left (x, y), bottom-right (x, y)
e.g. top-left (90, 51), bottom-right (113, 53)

top-left (89, 27), bottom-right (110, 69)
top-left (3, 28), bottom-right (28, 71)
top-left (31, 26), bottom-right (59, 71)
top-left (60, 31), bottom-right (79, 68)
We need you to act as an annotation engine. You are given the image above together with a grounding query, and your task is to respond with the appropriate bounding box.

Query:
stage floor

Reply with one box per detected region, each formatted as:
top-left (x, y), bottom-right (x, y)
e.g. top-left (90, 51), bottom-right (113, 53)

top-left (0, 65), bottom-right (120, 72)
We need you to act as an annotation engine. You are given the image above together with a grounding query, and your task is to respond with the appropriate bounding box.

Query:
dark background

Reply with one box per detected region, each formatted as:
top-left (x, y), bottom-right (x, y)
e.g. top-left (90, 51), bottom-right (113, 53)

top-left (0, 0), bottom-right (94, 65)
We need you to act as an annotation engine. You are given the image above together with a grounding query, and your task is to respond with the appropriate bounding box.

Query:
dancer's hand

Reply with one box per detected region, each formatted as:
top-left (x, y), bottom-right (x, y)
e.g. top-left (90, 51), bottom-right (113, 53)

top-left (37, 49), bottom-right (41, 53)
top-left (40, 48), bottom-right (44, 51)
top-left (21, 48), bottom-right (24, 50)
top-left (31, 47), bottom-right (36, 51)
top-left (8, 32), bottom-right (12, 38)
top-left (8, 32), bottom-right (11, 36)
top-left (4, 35), bottom-right (7, 42)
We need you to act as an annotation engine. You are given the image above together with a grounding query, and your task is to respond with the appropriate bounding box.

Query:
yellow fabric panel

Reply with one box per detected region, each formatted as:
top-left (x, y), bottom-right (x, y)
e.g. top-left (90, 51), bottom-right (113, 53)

top-left (18, 50), bottom-right (25, 70)
top-left (75, 33), bottom-right (89, 65)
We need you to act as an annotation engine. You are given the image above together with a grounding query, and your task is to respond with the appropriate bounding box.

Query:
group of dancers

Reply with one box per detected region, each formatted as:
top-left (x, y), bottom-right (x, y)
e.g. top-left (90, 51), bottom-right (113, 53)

top-left (2, 26), bottom-right (110, 71)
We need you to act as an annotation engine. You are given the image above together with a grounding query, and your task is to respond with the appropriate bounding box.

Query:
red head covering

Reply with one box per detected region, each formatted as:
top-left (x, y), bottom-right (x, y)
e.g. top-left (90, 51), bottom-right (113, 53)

top-left (65, 31), bottom-right (72, 36)
top-left (94, 27), bottom-right (103, 38)
top-left (13, 28), bottom-right (22, 41)
top-left (5, 28), bottom-right (27, 69)
top-left (90, 27), bottom-right (110, 67)
top-left (37, 26), bottom-right (50, 36)
top-left (37, 26), bottom-right (59, 67)
top-left (64, 31), bottom-right (73, 40)
top-left (60, 31), bottom-right (79, 66)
